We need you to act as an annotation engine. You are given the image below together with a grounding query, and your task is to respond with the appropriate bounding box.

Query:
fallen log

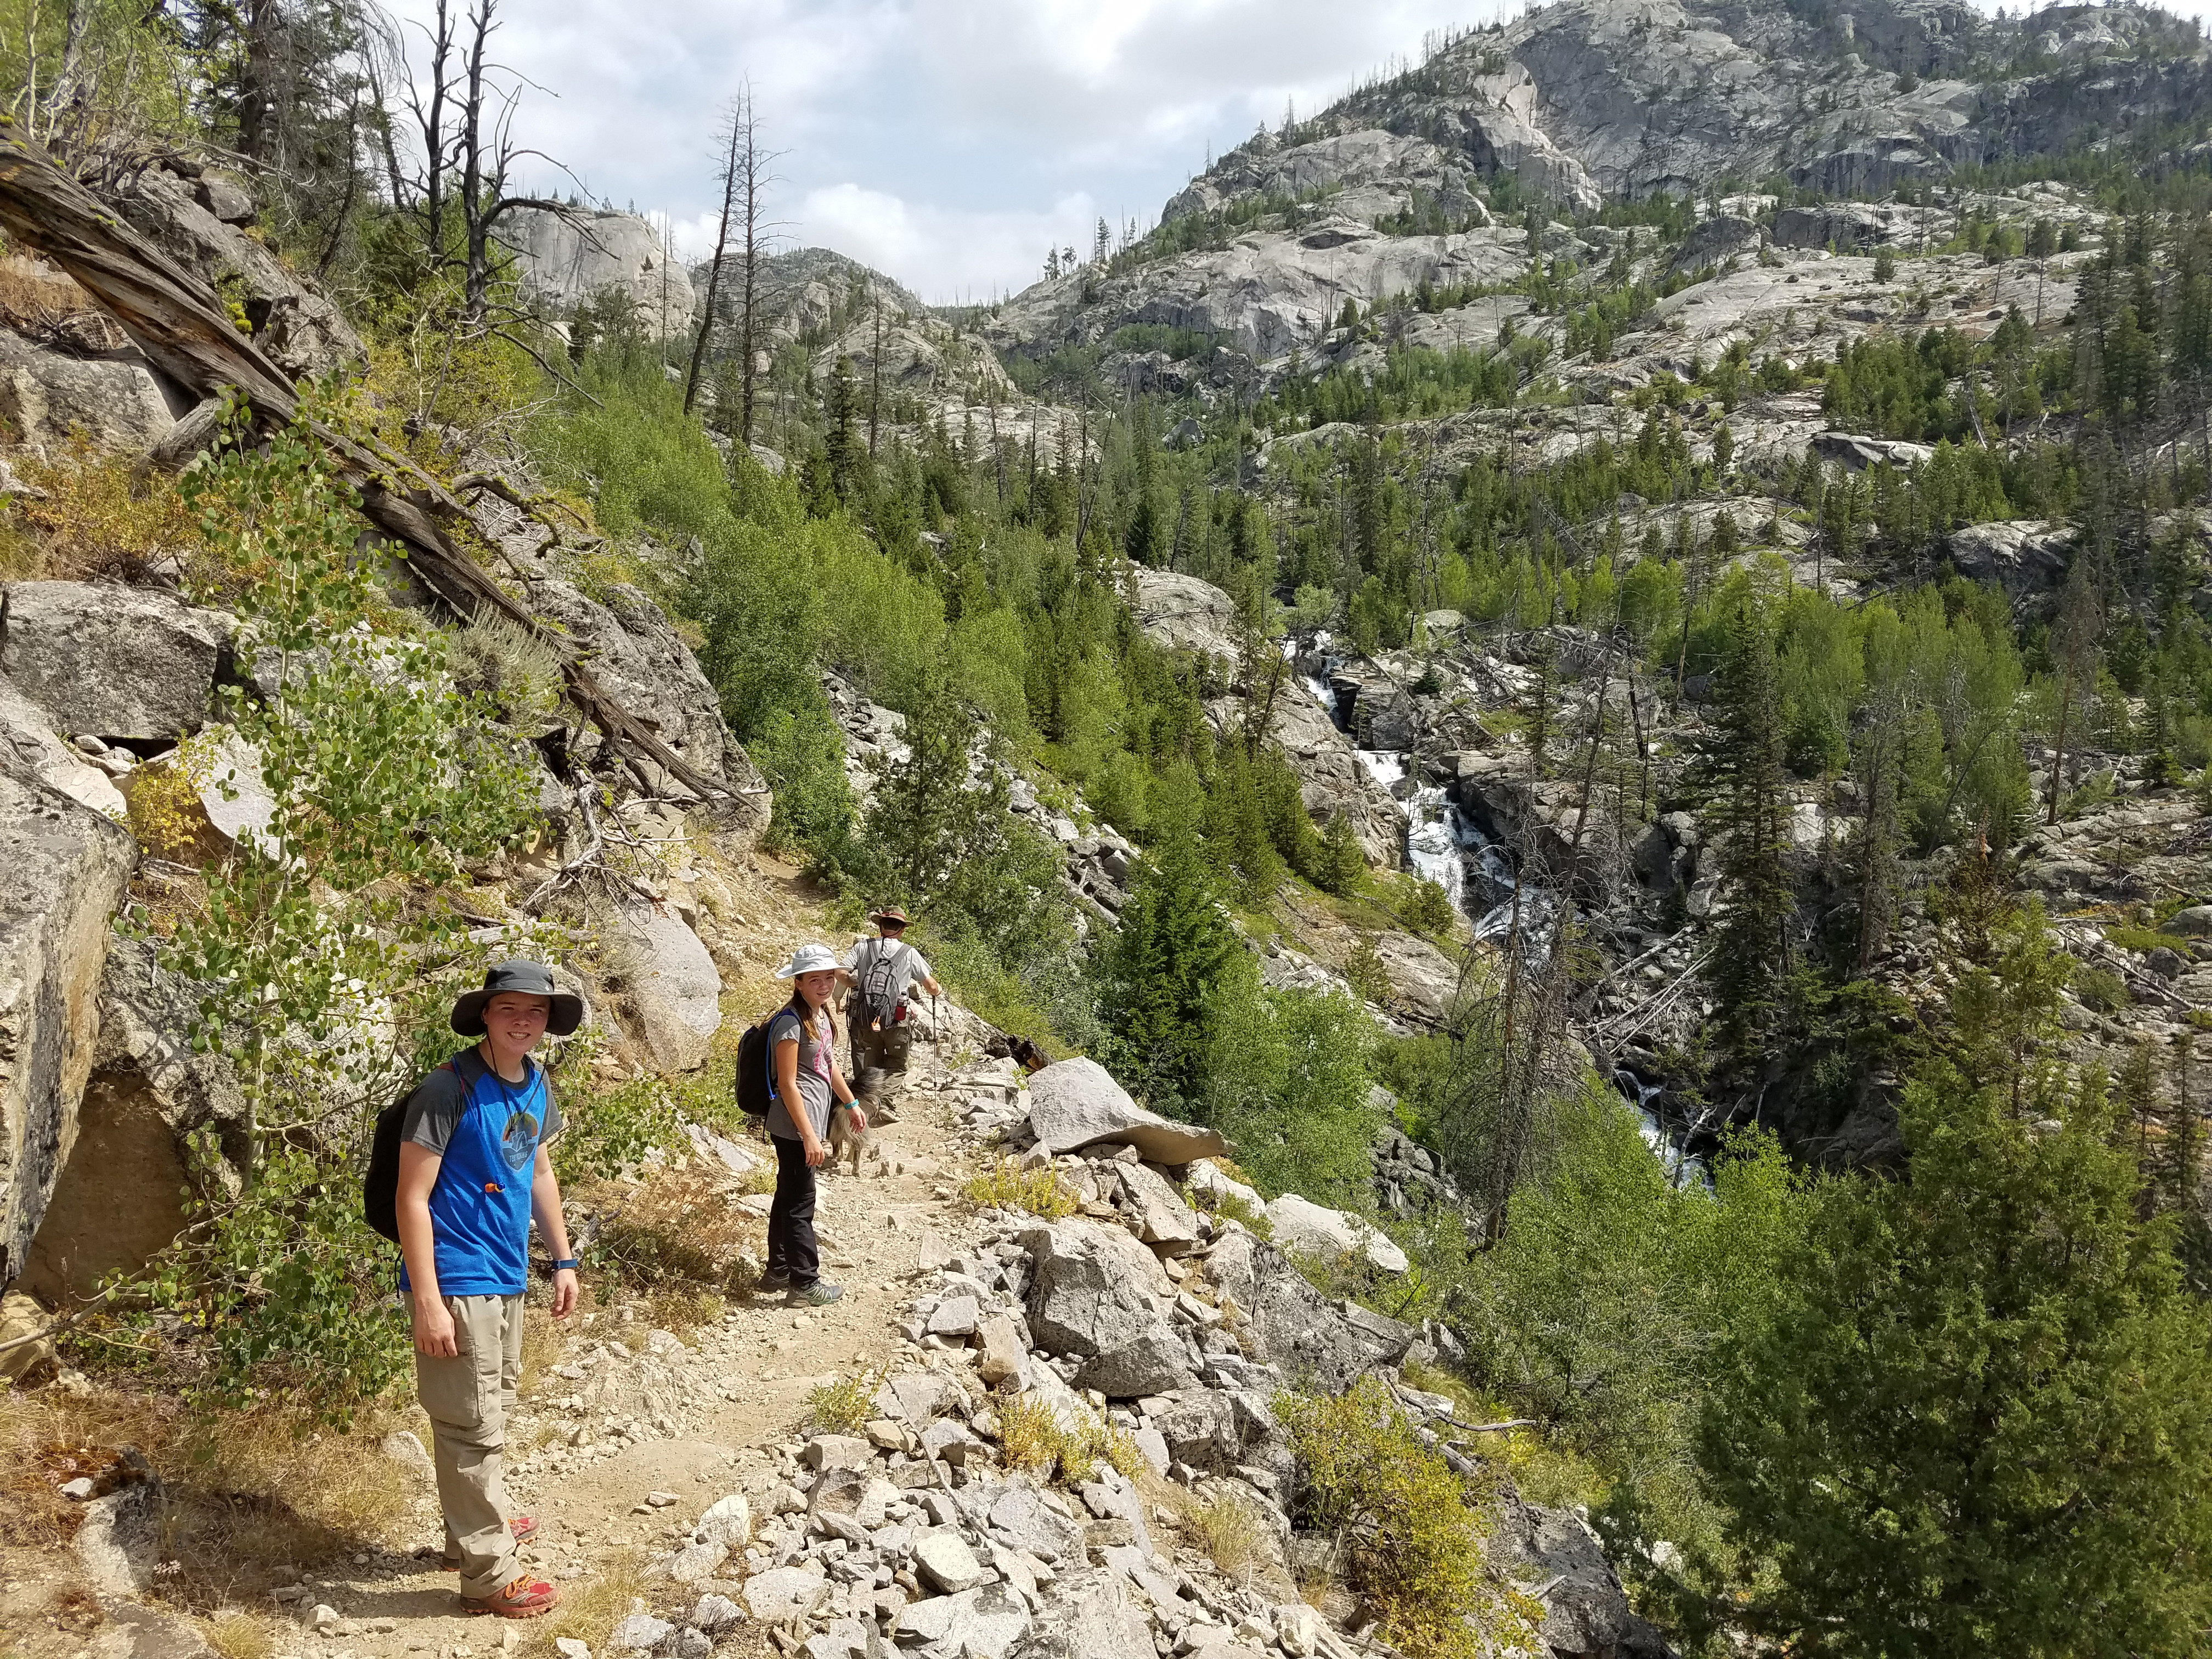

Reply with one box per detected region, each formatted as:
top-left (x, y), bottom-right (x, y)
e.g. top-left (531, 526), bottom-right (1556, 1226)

top-left (0, 119), bottom-right (737, 806)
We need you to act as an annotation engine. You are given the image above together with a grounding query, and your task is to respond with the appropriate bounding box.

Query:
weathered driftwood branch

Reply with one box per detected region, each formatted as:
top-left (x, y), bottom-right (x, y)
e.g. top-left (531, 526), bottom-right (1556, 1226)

top-left (0, 118), bottom-right (733, 805)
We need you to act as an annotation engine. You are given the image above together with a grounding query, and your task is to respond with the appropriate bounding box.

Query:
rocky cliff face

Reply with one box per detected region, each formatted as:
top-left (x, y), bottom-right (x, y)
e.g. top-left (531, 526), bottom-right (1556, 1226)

top-left (984, 0), bottom-right (2191, 392)
top-left (1195, 0), bottom-right (2210, 210)
top-left (506, 207), bottom-right (697, 337)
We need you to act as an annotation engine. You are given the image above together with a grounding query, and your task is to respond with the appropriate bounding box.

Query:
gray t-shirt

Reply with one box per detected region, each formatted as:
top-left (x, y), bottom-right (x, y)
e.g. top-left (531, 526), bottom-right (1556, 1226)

top-left (766, 1005), bottom-right (835, 1141)
top-left (845, 937), bottom-right (929, 1020)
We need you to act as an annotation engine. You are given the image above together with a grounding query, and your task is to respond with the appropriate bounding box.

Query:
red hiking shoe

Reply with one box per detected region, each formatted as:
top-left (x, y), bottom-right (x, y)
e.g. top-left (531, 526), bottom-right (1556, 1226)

top-left (459, 1575), bottom-right (561, 1618)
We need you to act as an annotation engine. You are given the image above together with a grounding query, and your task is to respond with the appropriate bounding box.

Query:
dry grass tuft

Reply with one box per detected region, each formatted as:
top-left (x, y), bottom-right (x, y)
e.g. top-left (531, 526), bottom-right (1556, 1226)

top-left (1179, 1486), bottom-right (1269, 1584)
top-left (204, 1609), bottom-right (276, 1659)
top-left (588, 1167), bottom-right (763, 1301)
top-left (960, 1158), bottom-right (1076, 1220)
top-left (523, 1550), bottom-right (648, 1658)
top-left (0, 1384), bottom-right (414, 1615)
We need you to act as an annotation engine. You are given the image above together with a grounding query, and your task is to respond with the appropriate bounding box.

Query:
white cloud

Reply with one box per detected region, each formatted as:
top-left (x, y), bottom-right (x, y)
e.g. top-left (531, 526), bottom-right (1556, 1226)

top-left (385, 0), bottom-right (1497, 299)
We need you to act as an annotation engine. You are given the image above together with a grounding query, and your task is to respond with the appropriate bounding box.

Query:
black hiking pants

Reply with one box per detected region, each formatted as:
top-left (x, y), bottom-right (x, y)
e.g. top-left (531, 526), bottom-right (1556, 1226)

top-left (766, 1132), bottom-right (819, 1289)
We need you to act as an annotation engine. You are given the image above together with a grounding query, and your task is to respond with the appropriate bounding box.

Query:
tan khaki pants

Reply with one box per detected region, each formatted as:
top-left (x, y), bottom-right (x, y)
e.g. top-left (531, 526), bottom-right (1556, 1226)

top-left (415, 1293), bottom-right (524, 1598)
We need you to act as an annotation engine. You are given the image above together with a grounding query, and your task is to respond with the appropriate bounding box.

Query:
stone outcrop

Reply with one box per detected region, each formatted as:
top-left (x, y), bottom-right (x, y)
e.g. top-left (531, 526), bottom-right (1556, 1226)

top-left (1025, 1058), bottom-right (1229, 1164)
top-left (0, 748), bottom-right (135, 1286)
top-left (506, 208), bottom-right (696, 338)
top-left (1947, 519), bottom-right (2074, 600)
top-left (0, 581), bottom-right (234, 746)
top-left (1496, 1499), bottom-right (1676, 1658)
top-left (1207, 687), bottom-right (1403, 867)
top-left (0, 328), bottom-right (183, 453)
top-left (1020, 1218), bottom-right (1194, 1398)
top-left (1199, 1228), bottom-right (1417, 1393)
top-left (1132, 569), bottom-right (1242, 669)
top-left (105, 161), bottom-right (364, 381)
top-left (18, 938), bottom-right (247, 1307)
top-left (0, 679), bottom-right (126, 819)
top-left (528, 578), bottom-right (768, 828)
top-left (614, 902), bottom-right (724, 1074)
top-left (1263, 1193), bottom-right (1410, 1274)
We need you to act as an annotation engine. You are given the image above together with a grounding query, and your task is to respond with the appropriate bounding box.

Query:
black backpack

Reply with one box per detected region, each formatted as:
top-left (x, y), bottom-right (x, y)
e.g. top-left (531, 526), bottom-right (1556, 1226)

top-left (364, 1051), bottom-right (485, 1243)
top-left (735, 1001), bottom-right (796, 1118)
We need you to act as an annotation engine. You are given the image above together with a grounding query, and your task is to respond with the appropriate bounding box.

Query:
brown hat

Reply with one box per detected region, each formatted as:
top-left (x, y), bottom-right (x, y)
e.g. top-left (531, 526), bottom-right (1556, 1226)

top-left (869, 904), bottom-right (910, 928)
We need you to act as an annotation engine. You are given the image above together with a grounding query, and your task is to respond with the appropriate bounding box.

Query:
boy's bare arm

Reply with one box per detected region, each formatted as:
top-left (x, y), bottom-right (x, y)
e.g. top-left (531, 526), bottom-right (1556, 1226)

top-left (397, 1142), bottom-right (455, 1357)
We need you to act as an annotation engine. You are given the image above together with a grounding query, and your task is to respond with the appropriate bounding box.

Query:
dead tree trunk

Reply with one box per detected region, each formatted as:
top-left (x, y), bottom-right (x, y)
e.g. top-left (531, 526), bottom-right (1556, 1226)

top-left (0, 117), bottom-right (735, 806)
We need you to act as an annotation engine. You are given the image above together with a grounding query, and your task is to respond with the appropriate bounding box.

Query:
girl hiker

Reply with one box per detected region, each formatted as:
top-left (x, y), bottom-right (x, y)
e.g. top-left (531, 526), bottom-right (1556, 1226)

top-left (393, 961), bottom-right (582, 1620)
top-left (762, 943), bottom-right (865, 1306)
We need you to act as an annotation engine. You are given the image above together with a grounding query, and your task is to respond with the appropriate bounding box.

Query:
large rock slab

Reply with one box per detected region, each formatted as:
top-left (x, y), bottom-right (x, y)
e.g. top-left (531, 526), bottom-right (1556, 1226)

top-left (0, 751), bottom-right (135, 1285)
top-left (1021, 1568), bottom-right (1157, 1659)
top-left (1132, 570), bottom-right (1240, 670)
top-left (108, 163), bottom-right (365, 381)
top-left (1496, 1499), bottom-right (1674, 1659)
top-left (0, 330), bottom-right (180, 453)
top-left (528, 579), bottom-right (768, 836)
top-left (895, 1583), bottom-right (1030, 1659)
top-left (1020, 1218), bottom-right (1191, 1399)
top-left (614, 902), bottom-right (722, 1072)
top-left (506, 207), bottom-right (697, 338)
top-left (73, 1477), bottom-right (161, 1595)
top-left (1200, 1229), bottom-right (1414, 1394)
top-left (0, 582), bottom-right (233, 744)
top-left (1116, 1161), bottom-right (1200, 1255)
top-left (743, 1565), bottom-right (827, 1622)
top-left (1264, 1193), bottom-right (1409, 1275)
top-left (0, 678), bottom-right (126, 818)
top-left (984, 1481), bottom-right (1088, 1565)
top-left (20, 936), bottom-right (247, 1305)
top-left (1026, 1058), bottom-right (1226, 1164)
top-left (1206, 689), bottom-right (1402, 867)
top-left (1947, 520), bottom-right (2073, 600)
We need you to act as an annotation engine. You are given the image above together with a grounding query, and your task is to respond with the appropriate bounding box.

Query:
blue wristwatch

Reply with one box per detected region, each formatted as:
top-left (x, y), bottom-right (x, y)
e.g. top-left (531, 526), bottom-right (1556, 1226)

top-left (551, 1258), bottom-right (579, 1272)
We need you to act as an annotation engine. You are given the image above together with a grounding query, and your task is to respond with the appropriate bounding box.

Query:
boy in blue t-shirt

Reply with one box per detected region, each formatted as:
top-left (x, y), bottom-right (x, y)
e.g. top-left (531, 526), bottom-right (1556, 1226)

top-left (395, 961), bottom-right (582, 1620)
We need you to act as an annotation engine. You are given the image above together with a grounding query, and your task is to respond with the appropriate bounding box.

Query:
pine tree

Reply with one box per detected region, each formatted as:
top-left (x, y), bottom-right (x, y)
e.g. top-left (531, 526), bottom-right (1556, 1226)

top-left (823, 357), bottom-right (866, 506)
top-left (1096, 815), bottom-right (1242, 1114)
top-left (1703, 1050), bottom-right (2212, 1657)
top-left (1704, 602), bottom-right (1795, 1061)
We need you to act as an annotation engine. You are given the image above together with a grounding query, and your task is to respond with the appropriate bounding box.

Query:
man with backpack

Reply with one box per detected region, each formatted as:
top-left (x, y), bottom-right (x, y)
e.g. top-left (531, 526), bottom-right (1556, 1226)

top-left (391, 961), bottom-right (582, 1620)
top-left (838, 905), bottom-right (941, 1093)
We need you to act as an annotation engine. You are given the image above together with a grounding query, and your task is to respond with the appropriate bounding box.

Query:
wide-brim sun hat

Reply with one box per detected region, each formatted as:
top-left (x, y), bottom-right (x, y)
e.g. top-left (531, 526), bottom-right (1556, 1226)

top-left (869, 904), bottom-right (910, 927)
top-left (452, 960), bottom-right (585, 1037)
top-left (775, 943), bottom-right (842, 980)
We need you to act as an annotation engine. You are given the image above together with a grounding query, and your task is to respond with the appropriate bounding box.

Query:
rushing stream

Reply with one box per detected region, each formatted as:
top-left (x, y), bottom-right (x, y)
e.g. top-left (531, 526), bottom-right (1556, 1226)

top-left (1312, 643), bottom-right (1697, 1182)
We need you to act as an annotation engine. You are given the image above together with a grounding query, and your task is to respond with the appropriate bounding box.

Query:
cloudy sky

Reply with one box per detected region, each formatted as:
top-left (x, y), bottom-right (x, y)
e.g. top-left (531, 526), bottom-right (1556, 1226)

top-left (385, 0), bottom-right (1510, 303)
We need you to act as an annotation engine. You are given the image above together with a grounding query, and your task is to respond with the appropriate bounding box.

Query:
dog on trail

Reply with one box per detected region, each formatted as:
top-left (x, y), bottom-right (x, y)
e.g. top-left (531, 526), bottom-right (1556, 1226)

top-left (827, 1068), bottom-right (889, 1176)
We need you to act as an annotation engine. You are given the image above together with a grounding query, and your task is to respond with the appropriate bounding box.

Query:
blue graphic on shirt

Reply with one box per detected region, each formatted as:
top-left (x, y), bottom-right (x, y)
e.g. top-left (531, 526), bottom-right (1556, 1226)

top-left (500, 1109), bottom-right (541, 1172)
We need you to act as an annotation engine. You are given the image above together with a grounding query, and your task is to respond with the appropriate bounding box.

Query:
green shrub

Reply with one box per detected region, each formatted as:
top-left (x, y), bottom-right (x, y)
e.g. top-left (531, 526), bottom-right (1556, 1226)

top-left (1277, 1376), bottom-right (1539, 1659)
top-left (962, 1159), bottom-right (1077, 1218)
top-left (2074, 964), bottom-right (2131, 1012)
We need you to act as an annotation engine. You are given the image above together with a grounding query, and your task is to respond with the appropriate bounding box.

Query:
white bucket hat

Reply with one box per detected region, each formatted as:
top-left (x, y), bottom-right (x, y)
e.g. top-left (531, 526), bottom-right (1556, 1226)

top-left (774, 942), bottom-right (841, 979)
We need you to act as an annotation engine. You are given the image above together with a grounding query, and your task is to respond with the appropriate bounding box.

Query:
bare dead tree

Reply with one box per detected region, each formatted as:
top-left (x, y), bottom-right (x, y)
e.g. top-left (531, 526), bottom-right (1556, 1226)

top-left (397, 0), bottom-right (584, 326)
top-left (729, 86), bottom-right (782, 445)
top-left (683, 91), bottom-right (748, 415)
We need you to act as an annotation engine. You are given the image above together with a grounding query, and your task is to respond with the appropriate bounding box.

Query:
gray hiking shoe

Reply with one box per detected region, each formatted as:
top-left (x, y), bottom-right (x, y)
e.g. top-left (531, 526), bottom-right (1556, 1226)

top-left (787, 1281), bottom-right (843, 1307)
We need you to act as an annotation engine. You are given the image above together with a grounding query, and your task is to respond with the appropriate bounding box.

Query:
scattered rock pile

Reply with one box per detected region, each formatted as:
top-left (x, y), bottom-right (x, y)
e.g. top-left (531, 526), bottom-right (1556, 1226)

top-left (581, 1052), bottom-right (1639, 1659)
